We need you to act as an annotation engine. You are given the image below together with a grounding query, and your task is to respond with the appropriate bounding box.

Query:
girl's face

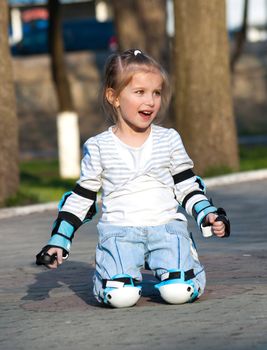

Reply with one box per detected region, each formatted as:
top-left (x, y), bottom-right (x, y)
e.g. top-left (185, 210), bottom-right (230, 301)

top-left (112, 70), bottom-right (163, 132)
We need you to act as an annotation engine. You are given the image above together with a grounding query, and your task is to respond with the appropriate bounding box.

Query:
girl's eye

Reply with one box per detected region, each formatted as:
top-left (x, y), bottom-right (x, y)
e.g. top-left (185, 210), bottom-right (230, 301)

top-left (135, 90), bottom-right (144, 94)
top-left (155, 90), bottom-right (162, 96)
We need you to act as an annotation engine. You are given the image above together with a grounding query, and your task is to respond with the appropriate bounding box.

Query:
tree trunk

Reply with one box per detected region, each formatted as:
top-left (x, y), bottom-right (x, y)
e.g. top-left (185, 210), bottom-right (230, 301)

top-left (230, 0), bottom-right (249, 72)
top-left (0, 0), bottom-right (19, 206)
top-left (173, 0), bottom-right (239, 175)
top-left (48, 0), bottom-right (73, 111)
top-left (111, 0), bottom-right (169, 68)
top-left (48, 0), bottom-right (80, 179)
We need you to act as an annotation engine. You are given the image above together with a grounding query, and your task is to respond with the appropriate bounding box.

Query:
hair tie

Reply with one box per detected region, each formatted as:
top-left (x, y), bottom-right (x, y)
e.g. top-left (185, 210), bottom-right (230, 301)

top-left (134, 49), bottom-right (142, 56)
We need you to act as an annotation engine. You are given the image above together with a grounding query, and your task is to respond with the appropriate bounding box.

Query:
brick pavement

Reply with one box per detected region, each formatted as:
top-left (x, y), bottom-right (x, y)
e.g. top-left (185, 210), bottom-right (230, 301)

top-left (0, 180), bottom-right (267, 350)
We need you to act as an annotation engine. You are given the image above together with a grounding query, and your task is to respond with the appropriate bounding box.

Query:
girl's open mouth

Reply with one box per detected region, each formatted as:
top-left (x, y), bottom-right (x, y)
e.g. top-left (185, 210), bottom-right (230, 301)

top-left (139, 111), bottom-right (153, 118)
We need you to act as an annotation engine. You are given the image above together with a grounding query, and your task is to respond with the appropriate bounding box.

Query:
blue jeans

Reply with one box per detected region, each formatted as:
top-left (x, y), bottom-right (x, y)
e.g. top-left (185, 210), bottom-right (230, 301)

top-left (93, 220), bottom-right (206, 302)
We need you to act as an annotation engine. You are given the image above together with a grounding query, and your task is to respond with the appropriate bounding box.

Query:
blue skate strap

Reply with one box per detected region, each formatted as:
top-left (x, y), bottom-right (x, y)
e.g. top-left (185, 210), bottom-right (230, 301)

top-left (102, 274), bottom-right (139, 288)
top-left (192, 199), bottom-right (217, 227)
top-left (48, 220), bottom-right (75, 252)
top-left (161, 269), bottom-right (195, 281)
top-left (159, 269), bottom-right (195, 282)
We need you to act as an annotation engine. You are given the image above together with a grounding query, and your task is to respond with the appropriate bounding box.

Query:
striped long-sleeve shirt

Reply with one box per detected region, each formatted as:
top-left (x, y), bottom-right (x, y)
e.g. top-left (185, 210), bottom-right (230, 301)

top-left (59, 124), bottom-right (216, 228)
top-left (47, 124), bottom-right (219, 251)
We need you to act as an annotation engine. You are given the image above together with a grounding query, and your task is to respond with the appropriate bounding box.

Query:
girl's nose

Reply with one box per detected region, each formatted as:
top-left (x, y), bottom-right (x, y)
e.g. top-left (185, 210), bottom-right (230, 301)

top-left (145, 94), bottom-right (155, 106)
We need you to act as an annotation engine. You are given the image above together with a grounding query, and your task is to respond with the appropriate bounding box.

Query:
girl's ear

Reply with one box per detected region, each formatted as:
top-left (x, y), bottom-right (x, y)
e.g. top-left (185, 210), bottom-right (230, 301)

top-left (106, 88), bottom-right (120, 108)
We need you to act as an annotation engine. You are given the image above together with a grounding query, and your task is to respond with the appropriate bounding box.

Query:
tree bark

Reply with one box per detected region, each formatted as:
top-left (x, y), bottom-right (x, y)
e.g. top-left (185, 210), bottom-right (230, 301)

top-left (48, 0), bottom-right (80, 178)
top-left (48, 0), bottom-right (73, 111)
top-left (0, 0), bottom-right (19, 206)
top-left (174, 0), bottom-right (239, 175)
top-left (111, 0), bottom-right (169, 68)
top-left (230, 0), bottom-right (249, 72)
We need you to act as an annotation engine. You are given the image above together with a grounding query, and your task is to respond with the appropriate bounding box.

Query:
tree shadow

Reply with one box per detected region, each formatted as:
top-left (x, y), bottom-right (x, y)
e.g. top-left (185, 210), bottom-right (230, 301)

top-left (21, 261), bottom-right (163, 308)
top-left (21, 260), bottom-right (100, 307)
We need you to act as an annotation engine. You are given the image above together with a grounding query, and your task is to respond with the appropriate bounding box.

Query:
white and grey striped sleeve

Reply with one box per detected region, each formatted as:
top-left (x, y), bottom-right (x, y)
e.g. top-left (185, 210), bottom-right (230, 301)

top-left (59, 137), bottom-right (102, 222)
top-left (78, 137), bottom-right (103, 192)
top-left (169, 129), bottom-right (217, 227)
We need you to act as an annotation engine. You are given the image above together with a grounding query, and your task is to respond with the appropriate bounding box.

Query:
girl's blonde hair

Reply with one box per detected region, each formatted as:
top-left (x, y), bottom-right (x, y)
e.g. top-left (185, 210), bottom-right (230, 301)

top-left (101, 49), bottom-right (171, 123)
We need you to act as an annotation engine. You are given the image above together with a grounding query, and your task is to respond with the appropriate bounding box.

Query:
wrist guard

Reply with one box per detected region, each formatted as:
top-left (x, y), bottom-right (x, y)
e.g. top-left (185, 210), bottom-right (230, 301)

top-left (36, 245), bottom-right (69, 266)
top-left (36, 186), bottom-right (98, 267)
top-left (202, 207), bottom-right (230, 238)
top-left (215, 207), bottom-right (230, 237)
top-left (49, 186), bottom-right (98, 251)
top-left (192, 199), bottom-right (218, 229)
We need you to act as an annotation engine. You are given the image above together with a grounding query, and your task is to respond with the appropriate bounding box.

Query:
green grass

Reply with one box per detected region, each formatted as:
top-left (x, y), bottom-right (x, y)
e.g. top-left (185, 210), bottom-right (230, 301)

top-left (4, 160), bottom-right (75, 207)
top-left (239, 145), bottom-right (267, 171)
top-left (204, 145), bottom-right (267, 177)
top-left (3, 145), bottom-right (267, 207)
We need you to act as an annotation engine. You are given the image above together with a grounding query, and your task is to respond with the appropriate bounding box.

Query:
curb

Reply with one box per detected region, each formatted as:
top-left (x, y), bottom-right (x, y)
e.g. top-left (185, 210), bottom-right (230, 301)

top-left (0, 202), bottom-right (58, 220)
top-left (0, 169), bottom-right (267, 220)
top-left (204, 168), bottom-right (267, 187)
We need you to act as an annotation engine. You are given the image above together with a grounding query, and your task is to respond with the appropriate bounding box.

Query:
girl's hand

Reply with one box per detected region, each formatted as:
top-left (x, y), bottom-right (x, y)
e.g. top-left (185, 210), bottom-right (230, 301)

top-left (205, 213), bottom-right (226, 238)
top-left (46, 247), bottom-right (64, 269)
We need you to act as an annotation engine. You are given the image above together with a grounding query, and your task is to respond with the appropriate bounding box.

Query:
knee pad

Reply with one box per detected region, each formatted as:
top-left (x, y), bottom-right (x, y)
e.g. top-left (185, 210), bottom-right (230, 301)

top-left (102, 274), bottom-right (142, 308)
top-left (155, 269), bottom-right (199, 304)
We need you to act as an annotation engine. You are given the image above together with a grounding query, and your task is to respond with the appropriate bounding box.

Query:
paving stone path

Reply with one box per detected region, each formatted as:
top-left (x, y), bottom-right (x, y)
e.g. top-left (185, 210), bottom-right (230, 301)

top-left (1, 180), bottom-right (267, 350)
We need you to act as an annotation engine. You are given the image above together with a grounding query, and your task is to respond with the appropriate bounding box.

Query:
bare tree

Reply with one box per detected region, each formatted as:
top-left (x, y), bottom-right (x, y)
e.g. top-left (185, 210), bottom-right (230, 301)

top-left (0, 0), bottom-right (19, 206)
top-left (173, 0), bottom-right (239, 175)
top-left (230, 0), bottom-right (249, 72)
top-left (111, 0), bottom-right (169, 67)
top-left (48, 0), bottom-right (80, 179)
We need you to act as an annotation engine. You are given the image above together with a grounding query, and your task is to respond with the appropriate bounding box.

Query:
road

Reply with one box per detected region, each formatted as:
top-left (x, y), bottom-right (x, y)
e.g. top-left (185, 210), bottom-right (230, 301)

top-left (0, 179), bottom-right (267, 350)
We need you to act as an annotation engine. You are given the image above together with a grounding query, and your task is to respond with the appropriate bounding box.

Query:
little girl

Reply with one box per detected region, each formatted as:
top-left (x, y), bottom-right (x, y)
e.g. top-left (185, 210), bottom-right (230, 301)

top-left (36, 49), bottom-right (230, 308)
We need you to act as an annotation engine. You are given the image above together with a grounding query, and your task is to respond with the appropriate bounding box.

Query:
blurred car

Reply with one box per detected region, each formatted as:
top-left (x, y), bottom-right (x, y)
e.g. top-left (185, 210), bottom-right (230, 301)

top-left (10, 13), bottom-right (116, 55)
